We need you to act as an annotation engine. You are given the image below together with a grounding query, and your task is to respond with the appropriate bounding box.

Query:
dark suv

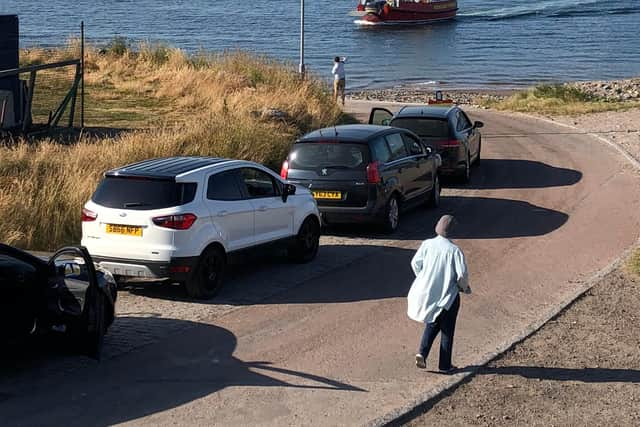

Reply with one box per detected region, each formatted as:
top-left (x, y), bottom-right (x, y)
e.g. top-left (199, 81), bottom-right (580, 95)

top-left (369, 105), bottom-right (483, 182)
top-left (281, 124), bottom-right (441, 233)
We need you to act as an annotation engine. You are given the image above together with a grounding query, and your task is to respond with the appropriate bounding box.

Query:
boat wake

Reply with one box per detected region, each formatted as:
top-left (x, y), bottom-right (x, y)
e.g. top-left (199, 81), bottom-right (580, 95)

top-left (458, 0), bottom-right (639, 22)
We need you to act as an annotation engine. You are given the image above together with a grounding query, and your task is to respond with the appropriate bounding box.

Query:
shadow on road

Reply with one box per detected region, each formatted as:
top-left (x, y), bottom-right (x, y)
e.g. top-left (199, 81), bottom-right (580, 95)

top-left (445, 159), bottom-right (582, 190)
top-left (481, 365), bottom-right (640, 383)
top-left (444, 196), bottom-right (569, 240)
top-left (125, 194), bottom-right (568, 303)
top-left (0, 317), bottom-right (365, 426)
top-left (323, 194), bottom-right (569, 241)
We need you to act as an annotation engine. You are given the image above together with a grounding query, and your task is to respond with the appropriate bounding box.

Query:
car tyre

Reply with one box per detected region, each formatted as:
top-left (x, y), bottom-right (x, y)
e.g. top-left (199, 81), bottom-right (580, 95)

top-left (460, 153), bottom-right (471, 183)
top-left (473, 140), bottom-right (481, 166)
top-left (427, 174), bottom-right (441, 208)
top-left (382, 195), bottom-right (400, 234)
top-left (186, 246), bottom-right (226, 300)
top-left (288, 217), bottom-right (320, 263)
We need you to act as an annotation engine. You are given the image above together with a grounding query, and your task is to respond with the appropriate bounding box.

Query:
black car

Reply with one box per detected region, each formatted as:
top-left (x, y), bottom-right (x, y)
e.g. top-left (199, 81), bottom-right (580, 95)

top-left (281, 124), bottom-right (441, 233)
top-left (0, 244), bottom-right (117, 359)
top-left (369, 105), bottom-right (483, 182)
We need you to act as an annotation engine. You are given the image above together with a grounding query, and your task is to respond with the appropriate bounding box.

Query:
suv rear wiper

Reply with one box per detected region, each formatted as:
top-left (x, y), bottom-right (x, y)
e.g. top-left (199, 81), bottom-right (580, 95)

top-left (123, 202), bottom-right (150, 208)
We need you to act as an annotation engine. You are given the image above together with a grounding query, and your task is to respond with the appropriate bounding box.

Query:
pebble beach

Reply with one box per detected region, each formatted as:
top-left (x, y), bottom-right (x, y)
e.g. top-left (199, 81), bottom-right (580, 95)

top-left (348, 77), bottom-right (640, 106)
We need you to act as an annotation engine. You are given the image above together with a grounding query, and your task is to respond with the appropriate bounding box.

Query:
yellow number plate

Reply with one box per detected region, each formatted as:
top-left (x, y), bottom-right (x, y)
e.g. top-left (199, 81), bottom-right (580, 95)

top-left (312, 191), bottom-right (342, 200)
top-left (106, 224), bottom-right (143, 237)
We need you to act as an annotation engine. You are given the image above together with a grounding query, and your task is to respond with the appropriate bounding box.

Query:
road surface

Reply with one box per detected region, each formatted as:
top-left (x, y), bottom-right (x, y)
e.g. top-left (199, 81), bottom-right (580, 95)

top-left (2, 102), bottom-right (639, 426)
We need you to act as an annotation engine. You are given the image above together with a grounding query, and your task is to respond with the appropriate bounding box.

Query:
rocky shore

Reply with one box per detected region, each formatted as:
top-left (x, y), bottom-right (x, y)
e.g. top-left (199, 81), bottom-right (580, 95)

top-left (348, 87), bottom-right (511, 106)
top-left (348, 77), bottom-right (640, 105)
top-left (569, 77), bottom-right (640, 102)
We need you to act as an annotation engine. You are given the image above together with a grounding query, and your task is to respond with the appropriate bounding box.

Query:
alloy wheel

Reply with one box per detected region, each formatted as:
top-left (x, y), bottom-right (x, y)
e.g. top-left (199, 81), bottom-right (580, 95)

top-left (388, 197), bottom-right (399, 230)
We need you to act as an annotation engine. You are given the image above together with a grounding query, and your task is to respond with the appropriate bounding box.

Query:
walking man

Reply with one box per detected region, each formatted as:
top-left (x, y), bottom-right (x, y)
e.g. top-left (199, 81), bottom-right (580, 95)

top-left (332, 56), bottom-right (346, 106)
top-left (407, 215), bottom-right (471, 373)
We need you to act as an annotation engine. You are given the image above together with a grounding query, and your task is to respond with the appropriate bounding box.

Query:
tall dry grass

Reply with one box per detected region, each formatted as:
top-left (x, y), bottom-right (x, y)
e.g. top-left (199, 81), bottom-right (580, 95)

top-left (2, 42), bottom-right (348, 251)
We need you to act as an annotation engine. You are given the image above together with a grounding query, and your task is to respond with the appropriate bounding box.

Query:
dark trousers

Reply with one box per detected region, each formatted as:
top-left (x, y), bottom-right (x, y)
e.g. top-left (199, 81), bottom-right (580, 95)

top-left (419, 294), bottom-right (460, 371)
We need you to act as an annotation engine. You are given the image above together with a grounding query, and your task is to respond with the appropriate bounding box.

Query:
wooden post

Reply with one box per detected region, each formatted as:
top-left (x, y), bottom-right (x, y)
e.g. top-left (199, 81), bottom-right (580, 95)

top-left (81, 21), bottom-right (85, 128)
top-left (22, 71), bottom-right (36, 133)
top-left (68, 63), bottom-right (81, 127)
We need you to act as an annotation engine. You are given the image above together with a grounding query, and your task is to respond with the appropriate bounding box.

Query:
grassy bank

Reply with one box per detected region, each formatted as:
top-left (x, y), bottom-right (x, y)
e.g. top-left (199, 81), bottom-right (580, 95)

top-left (1, 41), bottom-right (349, 251)
top-left (482, 83), bottom-right (640, 115)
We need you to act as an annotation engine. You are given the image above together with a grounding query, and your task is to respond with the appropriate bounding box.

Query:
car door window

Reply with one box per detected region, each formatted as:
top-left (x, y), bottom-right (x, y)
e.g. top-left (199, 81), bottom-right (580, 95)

top-left (456, 111), bottom-right (472, 131)
top-left (385, 133), bottom-right (408, 161)
top-left (239, 168), bottom-right (279, 198)
top-left (370, 136), bottom-right (392, 163)
top-left (401, 133), bottom-right (424, 156)
top-left (207, 170), bottom-right (244, 201)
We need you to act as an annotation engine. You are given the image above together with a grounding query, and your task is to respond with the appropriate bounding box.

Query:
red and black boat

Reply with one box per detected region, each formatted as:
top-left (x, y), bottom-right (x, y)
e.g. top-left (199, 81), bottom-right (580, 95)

top-left (353, 0), bottom-right (458, 25)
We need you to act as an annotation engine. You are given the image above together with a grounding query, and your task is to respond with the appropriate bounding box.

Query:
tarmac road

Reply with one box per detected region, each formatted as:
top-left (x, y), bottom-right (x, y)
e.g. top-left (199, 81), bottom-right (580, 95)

top-left (2, 102), bottom-right (639, 426)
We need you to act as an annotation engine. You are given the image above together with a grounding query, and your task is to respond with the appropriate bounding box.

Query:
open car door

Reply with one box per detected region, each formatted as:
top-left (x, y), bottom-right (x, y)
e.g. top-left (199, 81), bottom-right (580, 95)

top-left (48, 246), bottom-right (108, 359)
top-left (368, 107), bottom-right (394, 125)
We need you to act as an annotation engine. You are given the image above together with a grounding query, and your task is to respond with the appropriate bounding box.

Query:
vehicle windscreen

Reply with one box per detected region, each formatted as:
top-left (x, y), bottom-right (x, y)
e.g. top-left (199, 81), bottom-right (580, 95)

top-left (289, 143), bottom-right (369, 170)
top-left (92, 177), bottom-right (197, 210)
top-left (390, 118), bottom-right (450, 138)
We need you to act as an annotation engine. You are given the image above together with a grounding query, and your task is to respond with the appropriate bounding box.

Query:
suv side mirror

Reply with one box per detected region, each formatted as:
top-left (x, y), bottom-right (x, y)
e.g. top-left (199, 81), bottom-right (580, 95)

top-left (425, 146), bottom-right (433, 155)
top-left (282, 183), bottom-right (296, 203)
top-left (474, 121), bottom-right (484, 129)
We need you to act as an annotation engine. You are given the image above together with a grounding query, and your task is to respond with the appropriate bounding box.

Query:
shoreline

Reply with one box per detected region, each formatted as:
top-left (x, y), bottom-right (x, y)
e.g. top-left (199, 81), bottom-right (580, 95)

top-left (348, 76), bottom-right (640, 106)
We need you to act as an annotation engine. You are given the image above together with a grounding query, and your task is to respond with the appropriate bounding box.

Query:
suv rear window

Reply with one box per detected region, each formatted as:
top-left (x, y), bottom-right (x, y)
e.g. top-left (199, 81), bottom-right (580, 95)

top-left (390, 118), bottom-right (450, 138)
top-left (92, 177), bottom-right (197, 210)
top-left (289, 143), bottom-right (369, 170)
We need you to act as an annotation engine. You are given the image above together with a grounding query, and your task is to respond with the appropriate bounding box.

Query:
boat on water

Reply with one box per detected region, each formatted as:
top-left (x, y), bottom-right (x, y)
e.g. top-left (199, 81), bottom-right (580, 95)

top-left (352, 0), bottom-right (458, 25)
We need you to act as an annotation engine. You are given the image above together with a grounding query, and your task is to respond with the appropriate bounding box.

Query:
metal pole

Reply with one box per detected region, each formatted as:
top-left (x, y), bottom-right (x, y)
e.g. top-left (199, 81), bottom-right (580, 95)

top-left (81, 20), bottom-right (85, 128)
top-left (299, 0), bottom-right (305, 77)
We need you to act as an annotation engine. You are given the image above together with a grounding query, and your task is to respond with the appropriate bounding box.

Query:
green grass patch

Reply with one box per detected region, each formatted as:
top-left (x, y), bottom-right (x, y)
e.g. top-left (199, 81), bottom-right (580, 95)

top-left (482, 83), bottom-right (640, 115)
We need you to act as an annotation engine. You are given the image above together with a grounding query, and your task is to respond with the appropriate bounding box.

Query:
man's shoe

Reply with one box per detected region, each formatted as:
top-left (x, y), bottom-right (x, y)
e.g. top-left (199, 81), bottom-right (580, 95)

top-left (415, 354), bottom-right (426, 369)
top-left (438, 365), bottom-right (458, 375)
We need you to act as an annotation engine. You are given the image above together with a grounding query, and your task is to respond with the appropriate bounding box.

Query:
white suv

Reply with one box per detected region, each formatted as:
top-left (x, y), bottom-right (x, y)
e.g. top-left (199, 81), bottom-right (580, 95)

top-left (81, 156), bottom-right (321, 299)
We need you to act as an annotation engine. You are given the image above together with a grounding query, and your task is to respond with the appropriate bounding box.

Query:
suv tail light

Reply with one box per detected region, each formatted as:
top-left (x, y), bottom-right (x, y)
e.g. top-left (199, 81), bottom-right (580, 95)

top-left (366, 161), bottom-right (381, 184)
top-left (440, 139), bottom-right (461, 148)
top-left (280, 160), bottom-right (289, 179)
top-left (82, 208), bottom-right (98, 222)
top-left (152, 214), bottom-right (197, 230)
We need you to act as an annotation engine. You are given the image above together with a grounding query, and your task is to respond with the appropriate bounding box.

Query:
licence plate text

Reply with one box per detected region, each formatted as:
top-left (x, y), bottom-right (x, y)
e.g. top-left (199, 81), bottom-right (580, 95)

top-left (312, 191), bottom-right (342, 200)
top-left (106, 224), bottom-right (143, 237)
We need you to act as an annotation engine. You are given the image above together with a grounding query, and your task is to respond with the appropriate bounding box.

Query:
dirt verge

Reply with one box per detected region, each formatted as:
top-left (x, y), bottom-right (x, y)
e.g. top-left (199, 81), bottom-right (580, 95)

top-left (405, 264), bottom-right (640, 426)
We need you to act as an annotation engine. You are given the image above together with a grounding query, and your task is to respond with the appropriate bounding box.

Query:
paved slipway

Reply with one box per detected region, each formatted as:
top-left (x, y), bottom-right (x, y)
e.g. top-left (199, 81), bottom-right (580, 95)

top-left (2, 101), bottom-right (640, 426)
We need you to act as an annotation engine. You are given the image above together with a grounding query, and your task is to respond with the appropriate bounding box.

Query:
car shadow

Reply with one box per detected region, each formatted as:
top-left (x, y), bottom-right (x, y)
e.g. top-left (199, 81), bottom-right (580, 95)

top-left (0, 317), bottom-right (365, 426)
top-left (444, 159), bottom-right (582, 189)
top-left (125, 194), bottom-right (568, 304)
top-left (322, 194), bottom-right (568, 241)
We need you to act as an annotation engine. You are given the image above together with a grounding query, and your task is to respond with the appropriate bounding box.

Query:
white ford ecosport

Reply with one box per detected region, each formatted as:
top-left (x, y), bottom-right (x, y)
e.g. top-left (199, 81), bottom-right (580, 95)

top-left (81, 156), bottom-right (321, 299)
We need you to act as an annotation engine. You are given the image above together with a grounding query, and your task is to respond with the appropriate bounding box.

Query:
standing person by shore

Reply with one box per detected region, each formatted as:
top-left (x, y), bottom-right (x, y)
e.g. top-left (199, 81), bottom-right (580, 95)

top-left (332, 56), bottom-right (347, 106)
top-left (407, 215), bottom-right (471, 374)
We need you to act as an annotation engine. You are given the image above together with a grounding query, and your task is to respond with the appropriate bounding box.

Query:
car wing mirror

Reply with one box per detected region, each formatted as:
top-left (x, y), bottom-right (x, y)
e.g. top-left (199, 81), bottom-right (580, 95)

top-left (282, 183), bottom-right (296, 202)
top-left (474, 121), bottom-right (484, 128)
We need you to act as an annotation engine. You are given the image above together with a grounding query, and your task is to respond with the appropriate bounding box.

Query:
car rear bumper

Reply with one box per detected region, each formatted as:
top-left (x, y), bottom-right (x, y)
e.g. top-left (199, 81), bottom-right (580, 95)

top-left (91, 255), bottom-right (198, 283)
top-left (439, 158), bottom-right (467, 175)
top-left (318, 198), bottom-right (387, 225)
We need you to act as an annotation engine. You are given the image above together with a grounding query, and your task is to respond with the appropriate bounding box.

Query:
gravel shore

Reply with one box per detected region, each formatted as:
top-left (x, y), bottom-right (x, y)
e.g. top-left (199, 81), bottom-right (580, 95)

top-left (348, 77), bottom-right (640, 106)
